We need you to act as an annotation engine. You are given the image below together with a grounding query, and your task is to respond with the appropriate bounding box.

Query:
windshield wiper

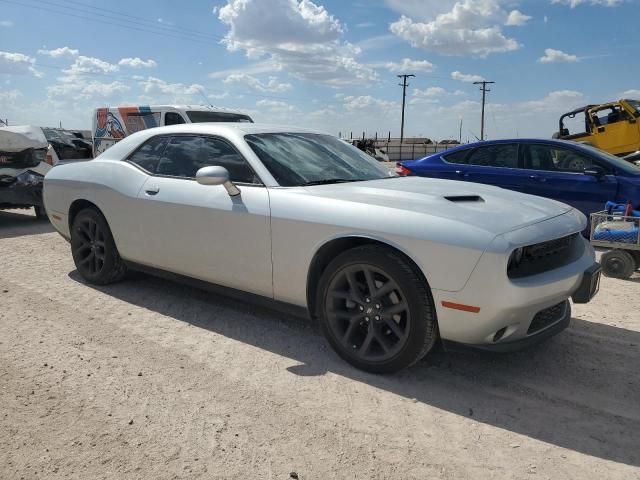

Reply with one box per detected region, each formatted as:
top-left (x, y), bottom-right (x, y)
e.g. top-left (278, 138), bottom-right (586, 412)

top-left (301, 178), bottom-right (356, 186)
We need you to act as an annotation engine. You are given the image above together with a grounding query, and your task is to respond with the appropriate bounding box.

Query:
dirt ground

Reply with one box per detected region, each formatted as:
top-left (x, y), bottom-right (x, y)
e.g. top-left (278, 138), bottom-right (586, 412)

top-left (1, 209), bottom-right (639, 480)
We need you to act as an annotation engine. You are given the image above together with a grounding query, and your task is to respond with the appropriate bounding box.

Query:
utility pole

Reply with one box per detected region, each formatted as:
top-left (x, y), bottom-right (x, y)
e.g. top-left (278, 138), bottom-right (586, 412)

top-left (473, 80), bottom-right (495, 141)
top-left (397, 74), bottom-right (415, 144)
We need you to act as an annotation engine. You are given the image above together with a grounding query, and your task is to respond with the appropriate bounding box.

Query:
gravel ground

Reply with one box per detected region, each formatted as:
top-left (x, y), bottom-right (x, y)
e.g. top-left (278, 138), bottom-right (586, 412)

top-left (1, 209), bottom-right (639, 480)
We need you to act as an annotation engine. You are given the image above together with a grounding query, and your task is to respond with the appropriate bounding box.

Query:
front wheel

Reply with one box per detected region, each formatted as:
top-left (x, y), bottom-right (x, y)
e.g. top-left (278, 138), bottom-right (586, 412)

top-left (316, 245), bottom-right (438, 373)
top-left (70, 208), bottom-right (127, 285)
top-left (34, 205), bottom-right (48, 220)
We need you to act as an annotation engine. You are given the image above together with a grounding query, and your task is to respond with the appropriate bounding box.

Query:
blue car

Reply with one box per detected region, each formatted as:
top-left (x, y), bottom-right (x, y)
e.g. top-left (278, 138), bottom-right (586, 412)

top-left (398, 138), bottom-right (640, 219)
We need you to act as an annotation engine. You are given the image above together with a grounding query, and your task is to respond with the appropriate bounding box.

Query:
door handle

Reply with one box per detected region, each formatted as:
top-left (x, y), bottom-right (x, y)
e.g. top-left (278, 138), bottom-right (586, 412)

top-left (455, 170), bottom-right (468, 177)
top-left (145, 185), bottom-right (160, 195)
top-left (529, 175), bottom-right (546, 182)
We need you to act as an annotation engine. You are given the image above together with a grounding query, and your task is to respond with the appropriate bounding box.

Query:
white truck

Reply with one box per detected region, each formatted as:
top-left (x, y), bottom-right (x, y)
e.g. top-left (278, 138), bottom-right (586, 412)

top-left (92, 105), bottom-right (253, 156)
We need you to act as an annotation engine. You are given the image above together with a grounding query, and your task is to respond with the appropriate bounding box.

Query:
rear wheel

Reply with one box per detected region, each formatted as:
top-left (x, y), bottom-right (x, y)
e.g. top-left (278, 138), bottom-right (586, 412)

top-left (316, 245), bottom-right (438, 373)
top-left (601, 249), bottom-right (635, 279)
top-left (71, 208), bottom-right (126, 285)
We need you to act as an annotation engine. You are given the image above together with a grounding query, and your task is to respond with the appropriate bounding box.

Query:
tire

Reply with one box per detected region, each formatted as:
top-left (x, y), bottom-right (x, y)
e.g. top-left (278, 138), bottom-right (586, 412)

top-left (34, 205), bottom-right (48, 220)
top-left (70, 208), bottom-right (127, 285)
top-left (316, 245), bottom-right (438, 373)
top-left (601, 249), bottom-right (635, 280)
top-left (631, 251), bottom-right (640, 271)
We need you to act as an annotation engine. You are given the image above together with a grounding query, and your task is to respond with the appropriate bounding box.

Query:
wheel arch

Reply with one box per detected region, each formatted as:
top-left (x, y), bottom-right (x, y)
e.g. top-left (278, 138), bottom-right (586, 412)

top-left (305, 235), bottom-right (432, 318)
top-left (68, 199), bottom-right (102, 232)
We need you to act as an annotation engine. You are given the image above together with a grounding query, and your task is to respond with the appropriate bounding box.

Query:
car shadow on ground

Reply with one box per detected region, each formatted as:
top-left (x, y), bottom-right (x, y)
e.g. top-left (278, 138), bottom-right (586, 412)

top-left (70, 270), bottom-right (640, 468)
top-left (0, 210), bottom-right (54, 239)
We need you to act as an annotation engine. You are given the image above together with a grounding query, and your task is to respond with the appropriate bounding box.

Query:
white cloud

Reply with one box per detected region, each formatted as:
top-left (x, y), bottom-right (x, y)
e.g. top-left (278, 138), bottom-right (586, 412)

top-left (224, 73), bottom-right (292, 92)
top-left (0, 20), bottom-right (13, 27)
top-left (389, 0), bottom-right (520, 57)
top-left (63, 55), bottom-right (119, 75)
top-left (621, 90), bottom-right (640, 98)
top-left (37, 47), bottom-right (79, 58)
top-left (385, 58), bottom-right (434, 73)
top-left (0, 89), bottom-right (21, 101)
top-left (413, 86), bottom-right (448, 98)
top-left (355, 22), bottom-right (375, 28)
top-left (539, 48), bottom-right (579, 63)
top-left (343, 95), bottom-right (397, 111)
top-left (0, 51), bottom-right (41, 77)
top-left (138, 76), bottom-right (205, 96)
top-left (551, 0), bottom-right (622, 7)
top-left (451, 70), bottom-right (485, 82)
top-left (256, 99), bottom-right (296, 112)
top-left (218, 0), bottom-right (376, 86)
top-left (48, 80), bottom-right (130, 99)
top-left (505, 10), bottom-right (531, 26)
top-left (118, 57), bottom-right (157, 68)
top-left (521, 90), bottom-right (583, 112)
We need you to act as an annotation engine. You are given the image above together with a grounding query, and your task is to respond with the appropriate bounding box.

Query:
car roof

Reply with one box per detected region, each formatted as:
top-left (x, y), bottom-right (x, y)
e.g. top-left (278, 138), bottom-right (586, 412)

top-left (127, 122), bottom-right (330, 136)
top-left (94, 105), bottom-right (250, 114)
top-left (434, 138), bottom-right (585, 154)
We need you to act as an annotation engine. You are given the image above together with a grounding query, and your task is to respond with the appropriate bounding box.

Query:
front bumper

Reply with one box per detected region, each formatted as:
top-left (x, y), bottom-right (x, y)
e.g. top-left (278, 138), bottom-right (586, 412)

top-left (0, 171), bottom-right (44, 208)
top-left (433, 212), bottom-right (598, 349)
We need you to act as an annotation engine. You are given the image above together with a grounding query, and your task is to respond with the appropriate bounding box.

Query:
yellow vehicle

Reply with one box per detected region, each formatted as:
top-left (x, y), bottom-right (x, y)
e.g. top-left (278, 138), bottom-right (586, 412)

top-left (554, 99), bottom-right (640, 158)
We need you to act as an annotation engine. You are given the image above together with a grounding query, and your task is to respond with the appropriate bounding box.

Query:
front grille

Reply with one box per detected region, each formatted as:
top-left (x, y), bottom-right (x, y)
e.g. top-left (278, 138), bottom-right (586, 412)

top-left (508, 233), bottom-right (581, 279)
top-left (527, 301), bottom-right (567, 334)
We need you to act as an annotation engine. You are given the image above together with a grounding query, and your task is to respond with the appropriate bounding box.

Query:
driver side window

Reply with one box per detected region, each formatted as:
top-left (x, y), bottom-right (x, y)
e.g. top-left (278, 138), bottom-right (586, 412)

top-left (524, 144), bottom-right (611, 174)
top-left (156, 135), bottom-right (260, 184)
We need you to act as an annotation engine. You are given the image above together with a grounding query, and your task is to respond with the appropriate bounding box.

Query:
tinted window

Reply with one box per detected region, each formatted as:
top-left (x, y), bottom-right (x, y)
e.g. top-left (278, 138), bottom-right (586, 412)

top-left (127, 136), bottom-right (169, 173)
top-left (524, 144), bottom-right (612, 174)
top-left (467, 144), bottom-right (518, 168)
top-left (165, 112), bottom-right (186, 125)
top-left (244, 133), bottom-right (393, 187)
top-left (186, 111), bottom-right (253, 123)
top-left (443, 148), bottom-right (471, 165)
top-left (156, 135), bottom-right (259, 183)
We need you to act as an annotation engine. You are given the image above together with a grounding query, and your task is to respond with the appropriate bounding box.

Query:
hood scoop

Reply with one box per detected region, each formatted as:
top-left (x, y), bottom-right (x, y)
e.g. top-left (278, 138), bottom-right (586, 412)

top-left (444, 195), bottom-right (484, 203)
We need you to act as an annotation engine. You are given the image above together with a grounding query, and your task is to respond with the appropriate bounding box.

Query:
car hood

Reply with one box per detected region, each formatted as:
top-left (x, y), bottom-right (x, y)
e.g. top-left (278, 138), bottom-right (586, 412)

top-left (299, 177), bottom-right (574, 235)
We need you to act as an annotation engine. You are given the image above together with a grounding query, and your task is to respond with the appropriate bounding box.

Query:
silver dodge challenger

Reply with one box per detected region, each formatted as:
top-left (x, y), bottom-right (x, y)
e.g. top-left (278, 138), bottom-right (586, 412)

top-left (44, 124), bottom-right (601, 373)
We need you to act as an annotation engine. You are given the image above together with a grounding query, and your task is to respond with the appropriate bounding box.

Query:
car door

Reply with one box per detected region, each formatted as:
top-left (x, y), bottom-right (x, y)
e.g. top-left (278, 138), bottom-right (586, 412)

top-left (128, 134), bottom-right (273, 298)
top-left (456, 143), bottom-right (529, 192)
top-left (427, 148), bottom-right (473, 180)
top-left (520, 143), bottom-right (618, 216)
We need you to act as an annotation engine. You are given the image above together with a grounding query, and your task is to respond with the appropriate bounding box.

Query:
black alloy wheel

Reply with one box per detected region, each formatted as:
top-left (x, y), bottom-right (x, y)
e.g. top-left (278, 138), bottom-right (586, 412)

top-left (71, 208), bottom-right (126, 285)
top-left (317, 245), bottom-right (438, 373)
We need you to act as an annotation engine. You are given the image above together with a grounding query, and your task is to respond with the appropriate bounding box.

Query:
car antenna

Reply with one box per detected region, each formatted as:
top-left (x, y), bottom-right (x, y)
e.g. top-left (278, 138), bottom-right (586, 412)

top-left (199, 90), bottom-right (215, 108)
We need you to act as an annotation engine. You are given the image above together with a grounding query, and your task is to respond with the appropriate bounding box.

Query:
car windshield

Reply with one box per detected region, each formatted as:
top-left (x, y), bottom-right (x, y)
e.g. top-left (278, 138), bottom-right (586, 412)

top-left (186, 111), bottom-right (253, 123)
top-left (244, 133), bottom-right (396, 186)
top-left (578, 143), bottom-right (640, 175)
top-left (626, 99), bottom-right (640, 115)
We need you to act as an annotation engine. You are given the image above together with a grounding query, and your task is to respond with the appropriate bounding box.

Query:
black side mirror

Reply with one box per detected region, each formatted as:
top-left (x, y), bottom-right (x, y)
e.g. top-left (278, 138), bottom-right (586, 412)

top-left (584, 165), bottom-right (605, 178)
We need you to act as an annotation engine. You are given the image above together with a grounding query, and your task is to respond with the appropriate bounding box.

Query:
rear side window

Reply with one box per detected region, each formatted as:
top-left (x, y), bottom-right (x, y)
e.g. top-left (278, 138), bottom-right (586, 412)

top-left (442, 148), bottom-right (471, 165)
top-left (165, 112), bottom-right (186, 125)
top-left (156, 135), bottom-right (260, 183)
top-left (126, 136), bottom-right (169, 173)
top-left (467, 144), bottom-right (519, 168)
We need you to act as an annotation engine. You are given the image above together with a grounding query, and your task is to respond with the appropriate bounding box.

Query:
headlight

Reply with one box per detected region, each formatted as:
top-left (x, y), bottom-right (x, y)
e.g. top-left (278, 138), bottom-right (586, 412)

top-left (15, 171), bottom-right (44, 186)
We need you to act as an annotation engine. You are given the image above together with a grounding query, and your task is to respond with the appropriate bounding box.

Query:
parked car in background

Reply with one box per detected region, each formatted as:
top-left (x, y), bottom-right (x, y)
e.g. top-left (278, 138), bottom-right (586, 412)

top-left (0, 125), bottom-right (51, 219)
top-left (43, 128), bottom-right (93, 165)
top-left (92, 105), bottom-right (253, 156)
top-left (45, 124), bottom-right (599, 373)
top-left (554, 99), bottom-right (640, 157)
top-left (397, 138), bottom-right (640, 220)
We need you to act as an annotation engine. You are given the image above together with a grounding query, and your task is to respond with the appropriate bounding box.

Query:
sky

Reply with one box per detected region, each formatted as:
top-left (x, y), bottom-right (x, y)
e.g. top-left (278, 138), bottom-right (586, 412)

top-left (0, 0), bottom-right (638, 141)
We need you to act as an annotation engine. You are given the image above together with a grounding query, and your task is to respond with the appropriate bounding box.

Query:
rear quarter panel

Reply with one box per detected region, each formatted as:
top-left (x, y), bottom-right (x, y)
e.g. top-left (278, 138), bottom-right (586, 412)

top-left (44, 160), bottom-right (149, 258)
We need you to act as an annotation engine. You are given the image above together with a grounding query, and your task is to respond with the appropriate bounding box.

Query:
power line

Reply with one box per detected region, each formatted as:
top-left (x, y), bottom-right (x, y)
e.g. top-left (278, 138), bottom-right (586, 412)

top-left (397, 74), bottom-right (414, 144)
top-left (0, 0), bottom-right (221, 46)
top-left (473, 80), bottom-right (495, 141)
